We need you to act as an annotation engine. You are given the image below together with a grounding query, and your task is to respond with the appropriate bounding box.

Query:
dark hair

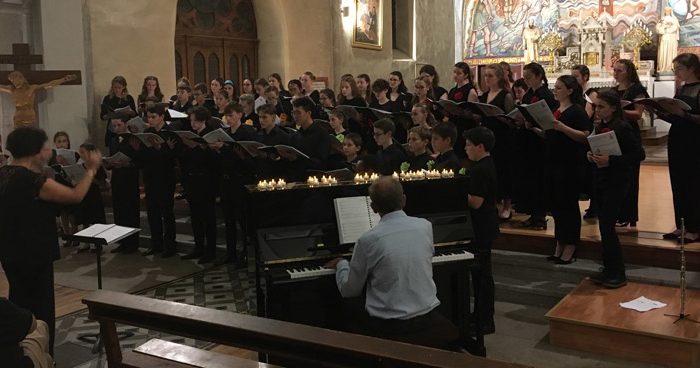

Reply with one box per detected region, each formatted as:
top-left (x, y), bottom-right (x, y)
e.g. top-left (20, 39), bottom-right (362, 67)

top-left (357, 74), bottom-right (371, 84)
top-left (372, 78), bottom-right (390, 93)
top-left (303, 71), bottom-right (316, 80)
top-left (411, 103), bottom-right (437, 127)
top-left (454, 62), bottom-right (472, 83)
top-left (177, 85), bottom-right (192, 94)
top-left (432, 121), bottom-right (458, 146)
top-left (193, 83), bottom-right (208, 94)
top-left (615, 59), bottom-right (640, 85)
top-left (389, 71), bottom-right (408, 94)
top-left (329, 109), bottom-right (347, 129)
top-left (264, 85), bottom-right (279, 95)
top-left (595, 89), bottom-right (624, 123)
top-left (146, 104), bottom-right (166, 116)
top-left (53, 131), bottom-right (71, 149)
top-left (6, 127), bottom-right (48, 159)
top-left (411, 75), bottom-right (435, 106)
top-left (673, 53), bottom-right (700, 77)
top-left (464, 126), bottom-right (495, 152)
top-left (341, 73), bottom-right (353, 79)
top-left (239, 94), bottom-right (255, 104)
top-left (485, 63), bottom-right (511, 92)
top-left (292, 96), bottom-right (315, 112)
top-left (524, 62), bottom-right (548, 85)
top-left (409, 126), bottom-right (432, 141)
top-left (211, 77), bottom-right (225, 91)
top-left (369, 176), bottom-right (404, 213)
top-left (499, 62), bottom-right (514, 83)
top-left (258, 103), bottom-right (277, 116)
top-left (268, 73), bottom-right (288, 92)
top-left (572, 65), bottom-right (590, 82)
top-left (374, 118), bottom-right (395, 135)
top-left (356, 154), bottom-right (381, 174)
top-left (145, 95), bottom-right (161, 104)
top-left (320, 88), bottom-right (337, 106)
top-left (345, 132), bottom-right (362, 148)
top-left (338, 75), bottom-right (363, 104)
top-left (215, 90), bottom-right (229, 102)
top-left (288, 79), bottom-right (302, 90)
top-left (139, 76), bottom-right (164, 102)
top-left (254, 78), bottom-right (269, 87)
top-left (513, 78), bottom-right (527, 91)
top-left (556, 75), bottom-right (585, 108)
top-left (79, 142), bottom-right (96, 151)
top-left (224, 101), bottom-right (243, 115)
top-left (189, 106), bottom-right (211, 122)
top-left (419, 64), bottom-right (441, 88)
top-left (177, 77), bottom-right (191, 87)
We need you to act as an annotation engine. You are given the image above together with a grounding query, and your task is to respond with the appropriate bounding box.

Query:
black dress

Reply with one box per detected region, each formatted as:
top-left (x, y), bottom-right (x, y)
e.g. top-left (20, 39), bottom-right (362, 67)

top-left (657, 82), bottom-right (700, 233)
top-left (546, 104), bottom-right (591, 245)
top-left (512, 86), bottom-right (557, 219)
top-left (448, 83), bottom-right (478, 157)
top-left (109, 135), bottom-right (141, 251)
top-left (434, 86), bottom-right (448, 100)
top-left (479, 89), bottom-right (514, 201)
top-left (304, 89), bottom-right (321, 104)
top-left (101, 94), bottom-right (136, 146)
top-left (76, 166), bottom-right (107, 226)
top-left (591, 119), bottom-right (644, 279)
top-left (0, 166), bottom-right (59, 352)
top-left (614, 83), bottom-right (648, 225)
top-left (340, 97), bottom-right (368, 107)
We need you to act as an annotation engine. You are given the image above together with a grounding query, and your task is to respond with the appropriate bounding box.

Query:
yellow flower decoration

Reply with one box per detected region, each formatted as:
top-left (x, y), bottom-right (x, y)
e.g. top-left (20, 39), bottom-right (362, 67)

top-left (245, 119), bottom-right (253, 126)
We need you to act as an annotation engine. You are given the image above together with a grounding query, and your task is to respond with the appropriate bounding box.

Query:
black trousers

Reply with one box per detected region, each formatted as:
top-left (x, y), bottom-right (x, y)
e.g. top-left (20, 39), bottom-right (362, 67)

top-left (668, 127), bottom-right (700, 233)
top-left (112, 171), bottom-right (140, 250)
top-left (187, 178), bottom-right (217, 257)
top-left (596, 170), bottom-right (630, 276)
top-left (220, 177), bottom-right (248, 257)
top-left (351, 308), bottom-right (459, 350)
top-left (618, 161), bottom-right (640, 223)
top-left (144, 179), bottom-right (176, 252)
top-left (550, 163), bottom-right (582, 245)
top-left (2, 261), bottom-right (55, 355)
top-left (472, 249), bottom-right (494, 325)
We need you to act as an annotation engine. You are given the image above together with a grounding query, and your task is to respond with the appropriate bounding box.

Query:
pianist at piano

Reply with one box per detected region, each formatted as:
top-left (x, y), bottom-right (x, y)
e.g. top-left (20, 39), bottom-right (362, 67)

top-left (324, 176), bottom-right (459, 350)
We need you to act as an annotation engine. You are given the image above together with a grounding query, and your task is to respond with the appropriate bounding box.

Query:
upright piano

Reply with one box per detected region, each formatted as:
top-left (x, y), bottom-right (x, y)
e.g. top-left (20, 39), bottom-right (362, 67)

top-left (245, 176), bottom-right (486, 356)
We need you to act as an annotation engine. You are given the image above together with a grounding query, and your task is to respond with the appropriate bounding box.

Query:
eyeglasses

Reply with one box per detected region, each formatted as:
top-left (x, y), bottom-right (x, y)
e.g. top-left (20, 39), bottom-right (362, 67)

top-left (373, 132), bottom-right (386, 137)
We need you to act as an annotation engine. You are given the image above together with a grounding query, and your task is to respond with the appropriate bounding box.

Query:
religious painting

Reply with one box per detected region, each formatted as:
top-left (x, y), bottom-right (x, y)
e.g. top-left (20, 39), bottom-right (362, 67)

top-left (352, 0), bottom-right (382, 50)
top-left (457, 0), bottom-right (700, 65)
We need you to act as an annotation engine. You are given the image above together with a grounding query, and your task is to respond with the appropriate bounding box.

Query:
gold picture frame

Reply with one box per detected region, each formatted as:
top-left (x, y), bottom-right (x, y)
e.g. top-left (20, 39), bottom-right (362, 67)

top-left (352, 0), bottom-right (382, 50)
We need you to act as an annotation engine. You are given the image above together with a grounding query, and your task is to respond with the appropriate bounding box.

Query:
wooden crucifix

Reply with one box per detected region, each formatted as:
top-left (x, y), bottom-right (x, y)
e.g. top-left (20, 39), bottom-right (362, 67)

top-left (0, 43), bottom-right (82, 129)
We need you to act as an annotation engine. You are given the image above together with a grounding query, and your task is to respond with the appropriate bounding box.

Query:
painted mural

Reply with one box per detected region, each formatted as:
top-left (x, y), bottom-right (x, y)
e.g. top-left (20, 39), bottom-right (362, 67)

top-left (461, 0), bottom-right (700, 65)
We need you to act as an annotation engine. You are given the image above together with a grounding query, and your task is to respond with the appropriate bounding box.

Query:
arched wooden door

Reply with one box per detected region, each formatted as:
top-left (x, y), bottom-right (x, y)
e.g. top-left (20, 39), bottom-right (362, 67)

top-left (175, 0), bottom-right (258, 94)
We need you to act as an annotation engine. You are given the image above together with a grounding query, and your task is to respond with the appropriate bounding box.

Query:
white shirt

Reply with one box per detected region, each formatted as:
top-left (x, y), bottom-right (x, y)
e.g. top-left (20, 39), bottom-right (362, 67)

top-left (335, 210), bottom-right (440, 320)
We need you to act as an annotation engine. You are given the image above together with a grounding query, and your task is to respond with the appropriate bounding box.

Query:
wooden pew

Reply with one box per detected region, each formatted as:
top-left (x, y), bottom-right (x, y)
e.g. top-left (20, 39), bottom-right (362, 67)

top-left (83, 290), bottom-right (531, 368)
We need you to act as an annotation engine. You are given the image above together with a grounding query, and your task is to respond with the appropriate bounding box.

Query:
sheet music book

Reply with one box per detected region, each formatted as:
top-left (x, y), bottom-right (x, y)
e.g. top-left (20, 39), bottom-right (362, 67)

top-left (55, 149), bottom-right (79, 165)
top-left (429, 99), bottom-right (471, 118)
top-left (631, 97), bottom-right (692, 113)
top-left (234, 141), bottom-right (265, 157)
top-left (467, 102), bottom-right (506, 117)
top-left (258, 145), bottom-right (310, 160)
top-left (74, 223), bottom-right (140, 244)
top-left (203, 128), bottom-right (235, 143)
top-left (515, 100), bottom-right (556, 130)
top-left (587, 130), bottom-right (622, 168)
top-left (127, 116), bottom-right (146, 133)
top-left (103, 152), bottom-right (131, 164)
top-left (307, 167), bottom-right (355, 181)
top-left (168, 109), bottom-right (188, 118)
top-left (61, 163), bottom-right (86, 184)
top-left (133, 133), bottom-right (164, 148)
top-left (333, 196), bottom-right (381, 244)
top-left (174, 130), bottom-right (206, 143)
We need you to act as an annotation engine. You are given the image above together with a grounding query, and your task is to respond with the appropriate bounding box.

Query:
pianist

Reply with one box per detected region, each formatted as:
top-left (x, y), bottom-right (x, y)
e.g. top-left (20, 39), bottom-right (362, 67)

top-left (324, 176), bottom-right (458, 350)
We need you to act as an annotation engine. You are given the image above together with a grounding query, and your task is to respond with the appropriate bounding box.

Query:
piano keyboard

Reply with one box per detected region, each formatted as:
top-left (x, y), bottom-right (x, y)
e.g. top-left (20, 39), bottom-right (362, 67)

top-left (285, 250), bottom-right (474, 280)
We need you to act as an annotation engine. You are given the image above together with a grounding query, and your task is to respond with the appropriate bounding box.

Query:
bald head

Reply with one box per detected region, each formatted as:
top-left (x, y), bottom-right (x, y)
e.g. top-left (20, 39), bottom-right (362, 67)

top-left (368, 176), bottom-right (405, 215)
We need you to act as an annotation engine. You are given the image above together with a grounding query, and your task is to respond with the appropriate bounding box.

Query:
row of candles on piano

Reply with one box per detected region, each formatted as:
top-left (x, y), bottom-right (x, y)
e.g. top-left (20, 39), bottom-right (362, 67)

top-left (256, 169), bottom-right (456, 190)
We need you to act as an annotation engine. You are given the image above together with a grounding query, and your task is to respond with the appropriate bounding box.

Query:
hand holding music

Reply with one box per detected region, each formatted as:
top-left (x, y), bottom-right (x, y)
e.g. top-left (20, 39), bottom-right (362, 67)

top-left (277, 150), bottom-right (297, 161)
top-left (323, 257), bottom-right (344, 269)
top-left (233, 145), bottom-right (246, 159)
top-left (166, 137), bottom-right (177, 150)
top-left (586, 150), bottom-right (594, 163)
top-left (128, 136), bottom-right (142, 151)
top-left (659, 100), bottom-right (685, 117)
top-left (182, 137), bottom-right (200, 149)
top-left (591, 152), bottom-right (610, 166)
top-left (149, 136), bottom-right (162, 150)
top-left (208, 141), bottom-right (224, 150)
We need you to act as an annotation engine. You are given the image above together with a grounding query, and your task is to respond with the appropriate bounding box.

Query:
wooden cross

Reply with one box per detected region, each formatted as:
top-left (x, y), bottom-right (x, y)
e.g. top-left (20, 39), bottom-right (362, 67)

top-left (0, 43), bottom-right (81, 85)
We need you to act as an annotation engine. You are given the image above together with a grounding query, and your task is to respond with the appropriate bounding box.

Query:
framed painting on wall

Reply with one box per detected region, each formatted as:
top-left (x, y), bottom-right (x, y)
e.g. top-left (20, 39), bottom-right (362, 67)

top-left (352, 0), bottom-right (382, 50)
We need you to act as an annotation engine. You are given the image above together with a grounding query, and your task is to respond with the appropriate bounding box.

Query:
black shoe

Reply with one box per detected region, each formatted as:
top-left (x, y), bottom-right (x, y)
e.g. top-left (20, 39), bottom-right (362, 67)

top-left (589, 269), bottom-right (609, 284)
top-left (546, 255), bottom-right (561, 261)
top-left (663, 232), bottom-right (680, 240)
top-left (214, 254), bottom-right (237, 266)
top-left (470, 320), bottom-right (495, 337)
top-left (142, 248), bottom-right (163, 256)
top-left (603, 274), bottom-right (627, 288)
top-left (161, 249), bottom-right (177, 258)
top-left (181, 251), bottom-right (204, 260)
top-left (197, 254), bottom-right (216, 264)
top-left (555, 250), bottom-right (577, 265)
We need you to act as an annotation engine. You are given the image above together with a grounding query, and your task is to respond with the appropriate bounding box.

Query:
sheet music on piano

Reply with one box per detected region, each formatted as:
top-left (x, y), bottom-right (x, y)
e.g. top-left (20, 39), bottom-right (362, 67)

top-left (333, 196), bottom-right (381, 244)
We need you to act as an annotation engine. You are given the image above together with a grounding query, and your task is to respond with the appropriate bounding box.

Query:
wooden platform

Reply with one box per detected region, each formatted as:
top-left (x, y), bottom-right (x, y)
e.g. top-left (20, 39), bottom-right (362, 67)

top-left (546, 281), bottom-right (700, 368)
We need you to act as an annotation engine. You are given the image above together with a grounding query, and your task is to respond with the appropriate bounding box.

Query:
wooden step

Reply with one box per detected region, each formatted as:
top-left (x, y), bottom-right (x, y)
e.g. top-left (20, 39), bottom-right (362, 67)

top-left (546, 281), bottom-right (700, 368)
top-left (642, 131), bottom-right (669, 146)
top-left (640, 125), bottom-right (657, 138)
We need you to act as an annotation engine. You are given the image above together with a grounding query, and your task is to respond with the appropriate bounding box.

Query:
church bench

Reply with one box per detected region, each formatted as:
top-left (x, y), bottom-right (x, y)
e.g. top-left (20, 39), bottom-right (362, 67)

top-left (83, 290), bottom-right (531, 368)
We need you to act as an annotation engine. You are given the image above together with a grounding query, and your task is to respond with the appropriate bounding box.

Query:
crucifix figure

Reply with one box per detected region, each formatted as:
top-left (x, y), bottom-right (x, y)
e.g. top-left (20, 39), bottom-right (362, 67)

top-left (0, 43), bottom-right (81, 129)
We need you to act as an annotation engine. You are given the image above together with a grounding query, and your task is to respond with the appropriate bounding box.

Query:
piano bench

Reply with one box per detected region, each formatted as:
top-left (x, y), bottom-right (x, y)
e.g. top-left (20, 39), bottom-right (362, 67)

top-left (124, 338), bottom-right (280, 368)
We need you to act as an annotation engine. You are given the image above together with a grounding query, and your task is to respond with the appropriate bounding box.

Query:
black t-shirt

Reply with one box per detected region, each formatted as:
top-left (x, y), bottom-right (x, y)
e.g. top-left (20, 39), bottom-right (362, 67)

top-left (407, 151), bottom-right (432, 171)
top-left (0, 166), bottom-right (58, 265)
top-left (0, 298), bottom-right (33, 368)
top-left (243, 112), bottom-right (260, 130)
top-left (376, 143), bottom-right (407, 175)
top-left (467, 156), bottom-right (500, 248)
top-left (434, 149), bottom-right (462, 171)
top-left (369, 99), bottom-right (402, 113)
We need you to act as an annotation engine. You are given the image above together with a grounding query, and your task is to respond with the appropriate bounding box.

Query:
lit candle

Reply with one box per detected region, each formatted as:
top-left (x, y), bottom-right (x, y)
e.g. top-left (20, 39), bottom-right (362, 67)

top-left (330, 176), bottom-right (337, 185)
top-left (392, 172), bottom-right (399, 180)
top-left (276, 179), bottom-right (286, 189)
top-left (354, 173), bottom-right (363, 184)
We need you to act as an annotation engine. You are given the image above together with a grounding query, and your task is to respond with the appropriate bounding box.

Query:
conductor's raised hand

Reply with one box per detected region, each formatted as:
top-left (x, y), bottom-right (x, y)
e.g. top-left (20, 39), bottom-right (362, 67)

top-left (83, 149), bottom-right (102, 171)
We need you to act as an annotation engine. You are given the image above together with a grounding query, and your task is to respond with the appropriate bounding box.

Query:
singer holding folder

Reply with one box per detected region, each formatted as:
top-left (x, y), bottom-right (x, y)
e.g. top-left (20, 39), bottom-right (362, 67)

top-left (0, 127), bottom-right (102, 354)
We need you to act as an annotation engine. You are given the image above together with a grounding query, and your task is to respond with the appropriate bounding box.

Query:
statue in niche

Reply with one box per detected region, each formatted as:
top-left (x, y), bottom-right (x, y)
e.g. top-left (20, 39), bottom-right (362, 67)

top-left (522, 19), bottom-right (542, 63)
top-left (656, 6), bottom-right (680, 73)
top-left (0, 71), bottom-right (76, 129)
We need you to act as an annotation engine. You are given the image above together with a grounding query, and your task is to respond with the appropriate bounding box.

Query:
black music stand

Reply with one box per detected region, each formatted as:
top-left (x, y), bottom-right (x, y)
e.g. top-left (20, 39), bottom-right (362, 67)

top-left (61, 224), bottom-right (140, 354)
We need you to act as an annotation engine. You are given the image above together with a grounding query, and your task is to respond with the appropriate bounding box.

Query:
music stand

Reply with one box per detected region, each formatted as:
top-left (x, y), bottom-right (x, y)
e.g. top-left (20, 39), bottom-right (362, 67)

top-left (61, 224), bottom-right (140, 353)
top-left (664, 218), bottom-right (700, 324)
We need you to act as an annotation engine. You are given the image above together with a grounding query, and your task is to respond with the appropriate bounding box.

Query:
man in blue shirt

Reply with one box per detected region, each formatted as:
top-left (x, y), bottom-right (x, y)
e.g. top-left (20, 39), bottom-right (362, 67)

top-left (324, 176), bottom-right (457, 349)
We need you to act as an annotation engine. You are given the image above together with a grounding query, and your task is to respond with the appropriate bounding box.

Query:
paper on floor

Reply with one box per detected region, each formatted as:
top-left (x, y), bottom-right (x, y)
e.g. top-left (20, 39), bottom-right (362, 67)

top-left (620, 296), bottom-right (667, 312)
